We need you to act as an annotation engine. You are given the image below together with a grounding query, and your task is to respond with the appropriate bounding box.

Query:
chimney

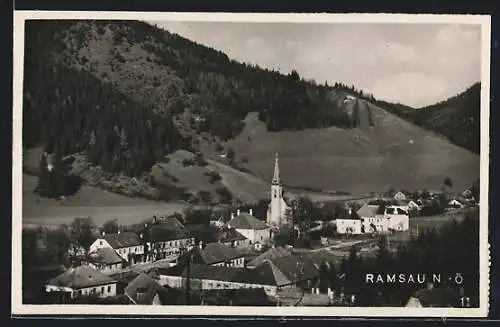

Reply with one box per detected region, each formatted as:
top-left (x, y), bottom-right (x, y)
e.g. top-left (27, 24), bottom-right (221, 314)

top-left (102, 231), bottom-right (106, 237)
top-left (249, 208), bottom-right (253, 216)
top-left (231, 212), bottom-right (235, 220)
top-left (136, 287), bottom-right (148, 303)
top-left (237, 209), bottom-right (241, 216)
top-left (199, 241), bottom-right (203, 249)
top-left (348, 208), bottom-right (352, 216)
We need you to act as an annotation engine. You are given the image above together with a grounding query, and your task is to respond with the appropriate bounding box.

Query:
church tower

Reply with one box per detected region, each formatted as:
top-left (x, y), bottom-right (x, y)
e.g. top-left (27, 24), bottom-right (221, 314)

top-left (267, 153), bottom-right (288, 226)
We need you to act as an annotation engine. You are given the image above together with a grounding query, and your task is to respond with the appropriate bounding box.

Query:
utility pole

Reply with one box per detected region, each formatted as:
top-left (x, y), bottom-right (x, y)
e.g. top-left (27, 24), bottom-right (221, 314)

top-left (185, 253), bottom-right (192, 305)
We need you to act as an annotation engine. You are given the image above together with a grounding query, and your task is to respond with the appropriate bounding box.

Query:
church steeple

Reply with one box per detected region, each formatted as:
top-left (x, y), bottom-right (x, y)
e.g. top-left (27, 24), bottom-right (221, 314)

top-left (272, 152), bottom-right (280, 185)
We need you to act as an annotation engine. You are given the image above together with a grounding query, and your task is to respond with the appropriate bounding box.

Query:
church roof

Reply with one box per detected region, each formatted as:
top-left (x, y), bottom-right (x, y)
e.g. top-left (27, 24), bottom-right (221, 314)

top-left (228, 213), bottom-right (268, 230)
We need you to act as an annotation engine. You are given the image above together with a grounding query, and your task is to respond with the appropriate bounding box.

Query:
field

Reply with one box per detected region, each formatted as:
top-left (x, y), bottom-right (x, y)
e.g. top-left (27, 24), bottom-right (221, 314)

top-left (22, 174), bottom-right (195, 228)
top-left (205, 107), bottom-right (479, 194)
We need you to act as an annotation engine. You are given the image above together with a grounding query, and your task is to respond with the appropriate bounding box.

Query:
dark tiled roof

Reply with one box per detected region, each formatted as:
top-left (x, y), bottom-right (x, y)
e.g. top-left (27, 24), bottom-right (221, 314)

top-left (195, 242), bottom-right (245, 265)
top-left (147, 218), bottom-right (191, 242)
top-left (411, 288), bottom-right (457, 307)
top-left (298, 250), bottom-right (340, 269)
top-left (124, 273), bottom-right (166, 305)
top-left (47, 266), bottom-right (117, 289)
top-left (181, 263), bottom-right (277, 286)
top-left (247, 247), bottom-right (292, 267)
top-left (356, 204), bottom-right (380, 218)
top-left (217, 228), bottom-right (247, 243)
top-left (228, 213), bottom-right (268, 230)
top-left (88, 248), bottom-right (123, 265)
top-left (269, 254), bottom-right (320, 283)
top-left (103, 232), bottom-right (142, 249)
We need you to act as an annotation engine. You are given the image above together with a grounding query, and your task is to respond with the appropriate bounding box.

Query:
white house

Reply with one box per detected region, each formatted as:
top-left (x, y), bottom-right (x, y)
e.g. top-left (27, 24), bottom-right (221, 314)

top-left (228, 209), bottom-right (271, 245)
top-left (336, 218), bottom-right (363, 235)
top-left (384, 206), bottom-right (410, 231)
top-left (45, 266), bottom-right (118, 299)
top-left (448, 199), bottom-right (465, 209)
top-left (90, 231), bottom-right (144, 264)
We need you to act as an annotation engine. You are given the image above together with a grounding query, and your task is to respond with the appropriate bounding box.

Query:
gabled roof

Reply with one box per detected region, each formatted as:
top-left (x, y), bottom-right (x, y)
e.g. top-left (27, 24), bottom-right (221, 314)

top-left (356, 204), bottom-right (380, 218)
top-left (247, 247), bottom-right (292, 268)
top-left (298, 250), bottom-right (340, 269)
top-left (124, 273), bottom-right (166, 305)
top-left (47, 266), bottom-right (117, 289)
top-left (216, 228), bottom-right (247, 243)
top-left (147, 217), bottom-right (191, 242)
top-left (88, 247), bottom-right (123, 265)
top-left (180, 263), bottom-right (278, 286)
top-left (268, 254), bottom-right (320, 285)
top-left (228, 213), bottom-right (268, 230)
top-left (195, 242), bottom-right (245, 265)
top-left (103, 232), bottom-right (142, 249)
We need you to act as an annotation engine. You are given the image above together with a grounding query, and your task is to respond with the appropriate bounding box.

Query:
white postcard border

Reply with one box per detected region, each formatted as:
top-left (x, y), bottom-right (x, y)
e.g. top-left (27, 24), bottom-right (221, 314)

top-left (11, 11), bottom-right (491, 317)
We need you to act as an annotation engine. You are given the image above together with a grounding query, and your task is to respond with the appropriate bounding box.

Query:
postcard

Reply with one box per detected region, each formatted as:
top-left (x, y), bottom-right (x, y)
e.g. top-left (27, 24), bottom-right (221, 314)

top-left (12, 11), bottom-right (491, 317)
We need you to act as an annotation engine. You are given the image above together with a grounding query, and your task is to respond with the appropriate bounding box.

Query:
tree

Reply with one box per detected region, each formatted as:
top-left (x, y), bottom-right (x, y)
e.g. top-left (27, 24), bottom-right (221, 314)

top-left (443, 177), bottom-right (453, 189)
top-left (102, 219), bottom-right (119, 234)
top-left (69, 217), bottom-right (96, 254)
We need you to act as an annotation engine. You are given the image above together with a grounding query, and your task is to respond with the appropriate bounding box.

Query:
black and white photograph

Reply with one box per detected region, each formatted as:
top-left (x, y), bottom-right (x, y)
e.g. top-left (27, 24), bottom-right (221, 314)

top-left (12, 12), bottom-right (490, 317)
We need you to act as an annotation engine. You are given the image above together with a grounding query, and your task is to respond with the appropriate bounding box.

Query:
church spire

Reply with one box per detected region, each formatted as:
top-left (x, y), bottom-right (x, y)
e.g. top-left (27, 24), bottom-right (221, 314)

top-left (272, 152), bottom-right (280, 185)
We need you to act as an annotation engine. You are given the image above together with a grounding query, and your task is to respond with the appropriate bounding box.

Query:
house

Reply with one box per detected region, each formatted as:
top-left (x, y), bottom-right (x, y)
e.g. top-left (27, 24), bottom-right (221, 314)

top-left (45, 266), bottom-right (118, 299)
top-left (216, 227), bottom-right (250, 248)
top-left (86, 247), bottom-right (124, 273)
top-left (384, 205), bottom-right (410, 232)
top-left (227, 209), bottom-right (271, 245)
top-left (394, 191), bottom-right (407, 201)
top-left (90, 231), bottom-right (144, 264)
top-left (405, 287), bottom-right (458, 307)
top-left (247, 247), bottom-right (293, 268)
top-left (124, 272), bottom-right (178, 305)
top-left (263, 254), bottom-right (320, 291)
top-left (179, 263), bottom-right (280, 296)
top-left (160, 255), bottom-right (320, 297)
top-left (448, 198), bottom-right (465, 209)
top-left (178, 242), bottom-right (246, 268)
top-left (144, 217), bottom-right (195, 263)
top-left (335, 217), bottom-right (363, 235)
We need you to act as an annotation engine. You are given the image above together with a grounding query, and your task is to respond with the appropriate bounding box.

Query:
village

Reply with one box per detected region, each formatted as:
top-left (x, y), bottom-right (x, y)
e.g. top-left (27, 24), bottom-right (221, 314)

top-left (25, 153), bottom-right (479, 307)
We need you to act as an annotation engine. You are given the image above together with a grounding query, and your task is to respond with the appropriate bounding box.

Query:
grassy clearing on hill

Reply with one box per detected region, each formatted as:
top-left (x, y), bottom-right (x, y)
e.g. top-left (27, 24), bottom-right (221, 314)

top-left (212, 105), bottom-right (479, 194)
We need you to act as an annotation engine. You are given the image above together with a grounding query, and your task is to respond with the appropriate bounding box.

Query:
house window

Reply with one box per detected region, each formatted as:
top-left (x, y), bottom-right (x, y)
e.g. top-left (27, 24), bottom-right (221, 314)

top-left (101, 286), bottom-right (105, 293)
top-left (99, 241), bottom-right (103, 246)
top-left (108, 285), bottom-right (111, 293)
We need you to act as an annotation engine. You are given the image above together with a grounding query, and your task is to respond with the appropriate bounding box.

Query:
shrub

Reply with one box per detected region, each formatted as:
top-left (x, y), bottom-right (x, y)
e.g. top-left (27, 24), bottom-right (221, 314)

top-left (205, 171), bottom-right (221, 183)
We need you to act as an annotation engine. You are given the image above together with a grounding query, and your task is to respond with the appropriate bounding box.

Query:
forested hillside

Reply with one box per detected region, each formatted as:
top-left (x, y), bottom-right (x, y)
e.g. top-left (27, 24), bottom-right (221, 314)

top-left (335, 82), bottom-right (481, 155)
top-left (22, 20), bottom-right (480, 201)
top-left (407, 83), bottom-right (481, 154)
top-left (23, 20), bottom-right (371, 176)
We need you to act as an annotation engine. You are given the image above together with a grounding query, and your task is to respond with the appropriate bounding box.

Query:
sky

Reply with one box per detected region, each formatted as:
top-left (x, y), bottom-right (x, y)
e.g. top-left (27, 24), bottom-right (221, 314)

top-left (148, 21), bottom-right (482, 108)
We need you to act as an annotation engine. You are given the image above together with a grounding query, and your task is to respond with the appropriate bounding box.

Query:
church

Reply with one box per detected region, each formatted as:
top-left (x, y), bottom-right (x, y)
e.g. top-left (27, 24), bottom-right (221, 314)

top-left (266, 153), bottom-right (291, 227)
